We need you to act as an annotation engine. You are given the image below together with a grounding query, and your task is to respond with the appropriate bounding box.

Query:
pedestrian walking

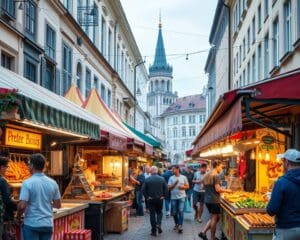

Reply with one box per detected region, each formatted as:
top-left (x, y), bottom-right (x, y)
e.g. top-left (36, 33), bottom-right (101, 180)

top-left (17, 153), bottom-right (61, 240)
top-left (0, 156), bottom-right (17, 240)
top-left (168, 165), bottom-right (189, 234)
top-left (192, 163), bottom-right (207, 223)
top-left (144, 165), bottom-right (151, 213)
top-left (130, 166), bottom-right (145, 216)
top-left (162, 166), bottom-right (173, 217)
top-left (183, 166), bottom-right (194, 206)
top-left (142, 166), bottom-right (168, 236)
top-left (198, 160), bottom-right (231, 240)
top-left (267, 149), bottom-right (300, 240)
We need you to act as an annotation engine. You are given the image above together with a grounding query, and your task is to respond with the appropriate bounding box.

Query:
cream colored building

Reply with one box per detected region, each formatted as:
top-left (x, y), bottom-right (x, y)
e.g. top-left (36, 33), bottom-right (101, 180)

top-left (0, 0), bottom-right (149, 132)
top-left (229, 0), bottom-right (300, 89)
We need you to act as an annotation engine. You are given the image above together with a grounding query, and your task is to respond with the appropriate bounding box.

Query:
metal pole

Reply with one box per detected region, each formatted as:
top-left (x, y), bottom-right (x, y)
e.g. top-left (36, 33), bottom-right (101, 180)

top-left (133, 61), bottom-right (145, 128)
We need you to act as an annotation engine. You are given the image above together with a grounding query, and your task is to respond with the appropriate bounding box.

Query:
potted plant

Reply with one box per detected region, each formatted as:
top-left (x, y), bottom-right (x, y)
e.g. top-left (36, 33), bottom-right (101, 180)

top-left (0, 88), bottom-right (20, 119)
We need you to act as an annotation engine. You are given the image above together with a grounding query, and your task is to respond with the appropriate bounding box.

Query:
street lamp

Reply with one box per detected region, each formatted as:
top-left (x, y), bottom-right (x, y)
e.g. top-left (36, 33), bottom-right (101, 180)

top-left (133, 60), bottom-right (145, 128)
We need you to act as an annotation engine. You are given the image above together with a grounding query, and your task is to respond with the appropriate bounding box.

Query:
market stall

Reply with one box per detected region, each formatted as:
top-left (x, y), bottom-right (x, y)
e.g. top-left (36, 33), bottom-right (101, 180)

top-left (192, 70), bottom-right (300, 240)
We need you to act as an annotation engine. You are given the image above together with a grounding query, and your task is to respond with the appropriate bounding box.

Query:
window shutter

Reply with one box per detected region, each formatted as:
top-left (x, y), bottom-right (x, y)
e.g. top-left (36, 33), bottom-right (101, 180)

top-left (55, 68), bottom-right (61, 95)
top-left (40, 57), bottom-right (47, 87)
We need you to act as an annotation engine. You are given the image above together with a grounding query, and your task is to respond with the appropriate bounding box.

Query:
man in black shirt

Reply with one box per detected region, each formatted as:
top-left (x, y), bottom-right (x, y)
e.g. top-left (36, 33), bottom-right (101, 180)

top-left (130, 166), bottom-right (145, 216)
top-left (142, 166), bottom-right (168, 236)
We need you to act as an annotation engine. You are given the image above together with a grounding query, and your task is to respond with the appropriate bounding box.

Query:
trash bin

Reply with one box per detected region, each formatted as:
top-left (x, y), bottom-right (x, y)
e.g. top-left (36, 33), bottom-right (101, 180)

top-left (85, 203), bottom-right (104, 240)
top-left (104, 201), bottom-right (128, 233)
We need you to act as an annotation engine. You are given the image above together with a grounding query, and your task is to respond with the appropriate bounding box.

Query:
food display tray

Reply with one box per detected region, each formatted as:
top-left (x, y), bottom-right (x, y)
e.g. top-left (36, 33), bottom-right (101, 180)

top-left (221, 198), bottom-right (267, 215)
top-left (235, 215), bottom-right (274, 233)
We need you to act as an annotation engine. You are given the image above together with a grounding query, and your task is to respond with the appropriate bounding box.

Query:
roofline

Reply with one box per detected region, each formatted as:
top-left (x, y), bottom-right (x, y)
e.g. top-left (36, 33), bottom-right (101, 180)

top-left (208, 0), bottom-right (226, 44)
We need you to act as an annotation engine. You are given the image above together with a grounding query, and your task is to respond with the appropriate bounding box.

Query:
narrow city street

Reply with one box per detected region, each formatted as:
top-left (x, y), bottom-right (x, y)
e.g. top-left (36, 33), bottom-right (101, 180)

top-left (105, 206), bottom-right (222, 240)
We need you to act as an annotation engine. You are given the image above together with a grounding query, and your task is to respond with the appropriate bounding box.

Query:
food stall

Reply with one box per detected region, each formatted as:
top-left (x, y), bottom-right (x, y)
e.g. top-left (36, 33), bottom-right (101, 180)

top-left (192, 72), bottom-right (300, 240)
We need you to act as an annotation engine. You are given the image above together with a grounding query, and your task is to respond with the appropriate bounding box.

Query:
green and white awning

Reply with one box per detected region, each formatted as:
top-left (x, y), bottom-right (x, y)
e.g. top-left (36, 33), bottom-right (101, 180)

top-left (0, 67), bottom-right (100, 139)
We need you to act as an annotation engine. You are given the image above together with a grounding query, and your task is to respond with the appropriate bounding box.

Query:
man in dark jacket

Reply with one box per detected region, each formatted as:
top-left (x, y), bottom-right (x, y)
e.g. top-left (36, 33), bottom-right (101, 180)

top-left (267, 149), bottom-right (300, 240)
top-left (142, 166), bottom-right (168, 236)
top-left (130, 166), bottom-right (145, 216)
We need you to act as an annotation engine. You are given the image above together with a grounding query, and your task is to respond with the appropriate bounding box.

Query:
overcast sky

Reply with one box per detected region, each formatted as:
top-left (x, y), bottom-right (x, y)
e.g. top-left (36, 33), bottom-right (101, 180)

top-left (120, 0), bottom-right (218, 97)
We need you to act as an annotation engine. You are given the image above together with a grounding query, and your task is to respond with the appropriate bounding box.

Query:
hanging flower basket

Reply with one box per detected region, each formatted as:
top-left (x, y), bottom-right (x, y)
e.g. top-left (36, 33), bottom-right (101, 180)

top-left (0, 88), bottom-right (20, 119)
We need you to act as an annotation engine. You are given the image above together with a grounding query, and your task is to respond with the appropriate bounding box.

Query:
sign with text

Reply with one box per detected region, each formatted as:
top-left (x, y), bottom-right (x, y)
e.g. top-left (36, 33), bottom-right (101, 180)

top-left (5, 128), bottom-right (42, 150)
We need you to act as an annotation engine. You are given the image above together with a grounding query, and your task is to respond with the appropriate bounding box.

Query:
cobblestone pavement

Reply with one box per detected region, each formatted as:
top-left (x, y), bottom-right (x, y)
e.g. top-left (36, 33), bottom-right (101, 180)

top-left (105, 203), bottom-right (222, 240)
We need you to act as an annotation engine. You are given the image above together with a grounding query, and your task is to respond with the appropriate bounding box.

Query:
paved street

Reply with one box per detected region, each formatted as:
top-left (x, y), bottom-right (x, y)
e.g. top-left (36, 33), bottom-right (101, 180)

top-left (105, 204), bottom-right (222, 240)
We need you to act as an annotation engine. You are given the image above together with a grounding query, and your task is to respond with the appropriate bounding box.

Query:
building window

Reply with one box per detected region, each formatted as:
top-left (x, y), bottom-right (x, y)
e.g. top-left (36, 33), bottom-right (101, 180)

top-left (247, 61), bottom-right (250, 84)
top-left (63, 0), bottom-right (73, 13)
top-left (173, 127), bottom-right (177, 138)
top-left (243, 38), bottom-right (246, 59)
top-left (101, 17), bottom-right (106, 56)
top-left (25, 60), bottom-right (37, 83)
top-left (173, 140), bottom-right (177, 150)
top-left (45, 25), bottom-right (56, 60)
top-left (182, 116), bottom-right (186, 124)
top-left (243, 69), bottom-right (246, 86)
top-left (85, 68), bottom-right (91, 97)
top-left (100, 84), bottom-right (106, 101)
top-left (252, 54), bottom-right (256, 82)
top-left (264, 34), bottom-right (269, 78)
top-left (258, 44), bottom-right (262, 80)
top-left (284, 0), bottom-right (292, 53)
top-left (189, 115), bottom-right (195, 124)
top-left (44, 62), bottom-right (55, 91)
top-left (182, 126), bottom-right (186, 137)
top-left (264, 0), bottom-right (269, 19)
top-left (76, 62), bottom-right (82, 94)
top-left (189, 126), bottom-right (196, 137)
top-left (62, 42), bottom-right (72, 94)
top-left (252, 16), bottom-right (256, 44)
top-left (93, 76), bottom-right (99, 91)
top-left (116, 44), bottom-right (120, 73)
top-left (247, 27), bottom-right (250, 52)
top-left (173, 117), bottom-right (178, 125)
top-left (273, 18), bottom-right (279, 67)
top-left (107, 89), bottom-right (111, 108)
top-left (258, 4), bottom-right (262, 31)
top-left (1, 52), bottom-right (13, 70)
top-left (1, 0), bottom-right (15, 18)
top-left (25, 0), bottom-right (37, 37)
top-left (239, 45), bottom-right (241, 66)
top-left (181, 141), bottom-right (185, 150)
top-left (108, 29), bottom-right (112, 64)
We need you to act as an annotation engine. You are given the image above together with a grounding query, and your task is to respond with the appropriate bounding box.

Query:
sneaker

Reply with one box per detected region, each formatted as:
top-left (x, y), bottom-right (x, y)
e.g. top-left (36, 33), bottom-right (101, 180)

top-left (198, 232), bottom-right (208, 240)
top-left (197, 218), bottom-right (203, 223)
top-left (177, 225), bottom-right (183, 233)
top-left (173, 224), bottom-right (179, 230)
top-left (166, 212), bottom-right (170, 217)
top-left (157, 225), bottom-right (162, 234)
top-left (150, 232), bottom-right (157, 237)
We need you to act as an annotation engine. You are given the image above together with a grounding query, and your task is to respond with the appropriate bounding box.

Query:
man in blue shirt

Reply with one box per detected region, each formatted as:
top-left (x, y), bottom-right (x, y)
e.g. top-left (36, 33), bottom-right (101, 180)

top-left (267, 149), bottom-right (300, 240)
top-left (17, 153), bottom-right (61, 240)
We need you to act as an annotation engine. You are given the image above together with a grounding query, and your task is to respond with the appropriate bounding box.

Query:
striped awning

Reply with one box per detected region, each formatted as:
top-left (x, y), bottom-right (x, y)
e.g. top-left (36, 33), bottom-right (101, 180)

top-left (0, 67), bottom-right (100, 139)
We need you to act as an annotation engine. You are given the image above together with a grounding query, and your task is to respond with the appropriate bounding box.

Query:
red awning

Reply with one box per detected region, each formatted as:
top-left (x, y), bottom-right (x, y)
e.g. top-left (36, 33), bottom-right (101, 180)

top-left (192, 69), bottom-right (300, 155)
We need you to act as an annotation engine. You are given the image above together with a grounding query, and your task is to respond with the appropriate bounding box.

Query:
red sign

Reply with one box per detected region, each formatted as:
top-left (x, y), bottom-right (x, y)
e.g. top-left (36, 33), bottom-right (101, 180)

top-left (145, 144), bottom-right (153, 156)
top-left (109, 133), bottom-right (127, 151)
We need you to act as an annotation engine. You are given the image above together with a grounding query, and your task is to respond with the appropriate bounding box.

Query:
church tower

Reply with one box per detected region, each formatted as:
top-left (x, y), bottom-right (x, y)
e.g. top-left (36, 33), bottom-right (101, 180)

top-left (147, 17), bottom-right (177, 119)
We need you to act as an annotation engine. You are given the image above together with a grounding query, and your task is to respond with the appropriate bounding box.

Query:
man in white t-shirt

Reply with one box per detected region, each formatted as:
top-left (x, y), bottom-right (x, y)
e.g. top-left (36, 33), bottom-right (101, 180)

top-left (168, 165), bottom-right (189, 234)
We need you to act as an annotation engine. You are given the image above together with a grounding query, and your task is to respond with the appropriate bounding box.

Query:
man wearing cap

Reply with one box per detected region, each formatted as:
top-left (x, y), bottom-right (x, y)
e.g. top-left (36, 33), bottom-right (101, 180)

top-left (267, 149), bottom-right (300, 240)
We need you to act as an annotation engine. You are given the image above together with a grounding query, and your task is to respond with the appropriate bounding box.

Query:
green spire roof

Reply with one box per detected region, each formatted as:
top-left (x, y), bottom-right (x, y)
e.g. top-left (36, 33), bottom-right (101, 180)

top-left (149, 19), bottom-right (172, 78)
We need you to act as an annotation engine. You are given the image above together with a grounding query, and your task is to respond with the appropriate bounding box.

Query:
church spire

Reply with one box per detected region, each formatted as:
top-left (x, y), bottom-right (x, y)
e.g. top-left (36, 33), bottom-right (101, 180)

top-left (149, 14), bottom-right (172, 78)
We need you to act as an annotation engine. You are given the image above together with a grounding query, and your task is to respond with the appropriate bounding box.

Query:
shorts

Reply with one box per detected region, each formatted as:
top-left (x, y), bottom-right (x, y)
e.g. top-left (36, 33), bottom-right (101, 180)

top-left (193, 191), bottom-right (205, 204)
top-left (205, 203), bottom-right (221, 214)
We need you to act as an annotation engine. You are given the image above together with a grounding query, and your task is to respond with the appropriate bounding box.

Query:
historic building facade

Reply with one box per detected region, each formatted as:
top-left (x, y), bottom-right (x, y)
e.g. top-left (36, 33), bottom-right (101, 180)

top-left (0, 0), bottom-right (149, 132)
top-left (162, 95), bottom-right (206, 163)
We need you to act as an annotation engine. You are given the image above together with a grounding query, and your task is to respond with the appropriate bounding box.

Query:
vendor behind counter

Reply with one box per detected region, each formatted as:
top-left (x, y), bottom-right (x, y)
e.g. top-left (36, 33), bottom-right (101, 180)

top-left (83, 161), bottom-right (99, 191)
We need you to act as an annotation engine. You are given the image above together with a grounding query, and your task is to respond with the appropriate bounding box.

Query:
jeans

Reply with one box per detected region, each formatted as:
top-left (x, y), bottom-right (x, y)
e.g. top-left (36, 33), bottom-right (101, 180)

top-left (148, 198), bottom-right (163, 234)
top-left (164, 198), bottom-right (170, 212)
top-left (272, 227), bottom-right (300, 240)
top-left (22, 225), bottom-right (53, 240)
top-left (171, 198), bottom-right (185, 225)
top-left (135, 190), bottom-right (144, 216)
top-left (186, 189), bottom-right (193, 203)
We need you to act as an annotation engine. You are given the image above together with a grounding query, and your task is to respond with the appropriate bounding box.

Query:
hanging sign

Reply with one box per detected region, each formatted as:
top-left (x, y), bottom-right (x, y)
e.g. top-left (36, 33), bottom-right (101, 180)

top-left (262, 135), bottom-right (275, 145)
top-left (5, 128), bottom-right (42, 150)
